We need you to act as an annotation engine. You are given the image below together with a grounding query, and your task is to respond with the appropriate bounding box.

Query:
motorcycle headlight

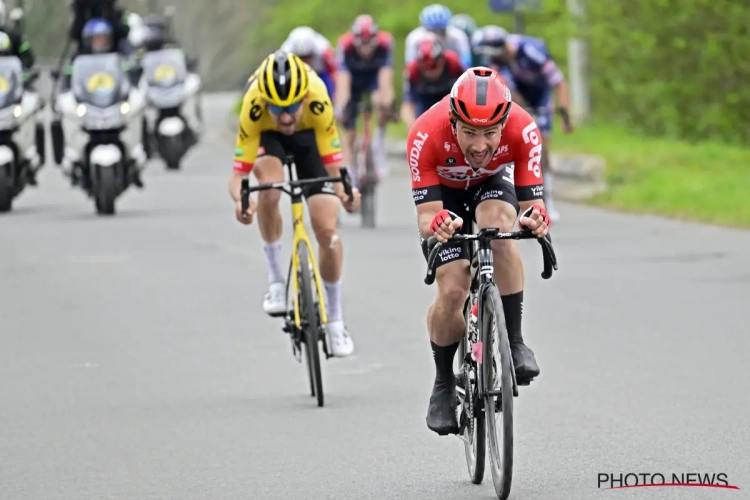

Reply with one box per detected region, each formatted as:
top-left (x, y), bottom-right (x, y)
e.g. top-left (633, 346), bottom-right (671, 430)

top-left (0, 105), bottom-right (19, 129)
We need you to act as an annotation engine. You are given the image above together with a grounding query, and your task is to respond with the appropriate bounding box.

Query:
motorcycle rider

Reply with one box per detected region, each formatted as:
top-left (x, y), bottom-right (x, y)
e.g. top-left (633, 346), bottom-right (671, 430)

top-left (0, 1), bottom-right (34, 72)
top-left (0, 0), bottom-right (42, 186)
top-left (69, 0), bottom-right (130, 51)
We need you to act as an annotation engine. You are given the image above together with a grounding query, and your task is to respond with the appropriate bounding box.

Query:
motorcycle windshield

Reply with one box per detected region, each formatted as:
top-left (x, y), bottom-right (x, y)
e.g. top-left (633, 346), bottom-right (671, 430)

top-left (72, 54), bottom-right (125, 108)
top-left (0, 56), bottom-right (23, 109)
top-left (142, 49), bottom-right (187, 88)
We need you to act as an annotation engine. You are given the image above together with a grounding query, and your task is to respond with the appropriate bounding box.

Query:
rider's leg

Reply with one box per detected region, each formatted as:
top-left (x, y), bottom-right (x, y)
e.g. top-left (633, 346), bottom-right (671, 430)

top-left (371, 87), bottom-right (390, 177)
top-left (293, 131), bottom-right (353, 356)
top-left (340, 87), bottom-right (362, 176)
top-left (426, 259), bottom-right (470, 435)
top-left (474, 180), bottom-right (540, 381)
top-left (253, 133), bottom-right (287, 314)
top-left (423, 187), bottom-right (472, 435)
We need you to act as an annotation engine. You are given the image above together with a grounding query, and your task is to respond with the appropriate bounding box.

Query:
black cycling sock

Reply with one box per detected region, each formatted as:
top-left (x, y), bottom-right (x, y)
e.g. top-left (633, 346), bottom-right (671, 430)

top-left (501, 291), bottom-right (524, 344)
top-left (431, 341), bottom-right (459, 383)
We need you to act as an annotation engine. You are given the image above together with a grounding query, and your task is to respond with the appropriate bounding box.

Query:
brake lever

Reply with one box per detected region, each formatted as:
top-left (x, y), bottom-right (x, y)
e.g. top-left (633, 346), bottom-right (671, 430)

top-left (240, 178), bottom-right (249, 218)
top-left (339, 167), bottom-right (353, 199)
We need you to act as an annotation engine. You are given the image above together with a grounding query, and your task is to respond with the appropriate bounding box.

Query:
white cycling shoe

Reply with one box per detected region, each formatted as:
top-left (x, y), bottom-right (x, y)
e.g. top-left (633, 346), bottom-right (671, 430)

top-left (263, 282), bottom-right (287, 316)
top-left (325, 320), bottom-right (355, 357)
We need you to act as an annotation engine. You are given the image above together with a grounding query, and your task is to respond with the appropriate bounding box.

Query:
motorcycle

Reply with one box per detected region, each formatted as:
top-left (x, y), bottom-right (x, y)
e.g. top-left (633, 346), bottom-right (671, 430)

top-left (141, 47), bottom-right (202, 170)
top-left (50, 53), bottom-right (148, 215)
top-left (0, 56), bottom-right (45, 213)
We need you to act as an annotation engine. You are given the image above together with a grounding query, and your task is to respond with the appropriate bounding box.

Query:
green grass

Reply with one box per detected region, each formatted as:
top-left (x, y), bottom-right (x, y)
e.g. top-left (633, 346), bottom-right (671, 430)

top-left (232, 100), bottom-right (750, 228)
top-left (553, 122), bottom-right (750, 228)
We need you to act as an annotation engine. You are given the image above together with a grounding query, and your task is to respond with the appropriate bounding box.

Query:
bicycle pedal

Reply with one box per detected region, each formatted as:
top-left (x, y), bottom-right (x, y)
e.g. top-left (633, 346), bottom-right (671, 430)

top-left (516, 378), bottom-right (534, 387)
top-left (268, 310), bottom-right (288, 318)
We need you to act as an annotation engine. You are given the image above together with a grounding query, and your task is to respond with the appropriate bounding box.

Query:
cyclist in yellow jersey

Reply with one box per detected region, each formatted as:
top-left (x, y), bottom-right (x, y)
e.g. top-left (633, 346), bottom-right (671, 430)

top-left (229, 51), bottom-right (361, 357)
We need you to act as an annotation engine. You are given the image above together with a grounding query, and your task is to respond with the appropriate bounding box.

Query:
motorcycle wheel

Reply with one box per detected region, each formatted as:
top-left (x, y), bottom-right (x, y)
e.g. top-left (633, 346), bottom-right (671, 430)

top-left (95, 167), bottom-right (117, 215)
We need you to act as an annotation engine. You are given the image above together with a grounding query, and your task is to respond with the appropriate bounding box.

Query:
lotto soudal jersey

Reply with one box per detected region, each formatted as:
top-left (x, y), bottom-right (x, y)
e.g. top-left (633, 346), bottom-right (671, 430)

top-left (406, 95), bottom-right (545, 204)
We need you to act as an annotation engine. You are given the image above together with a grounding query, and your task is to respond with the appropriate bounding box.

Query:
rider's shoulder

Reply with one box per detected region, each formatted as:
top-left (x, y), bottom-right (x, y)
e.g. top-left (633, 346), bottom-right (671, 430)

top-left (337, 32), bottom-right (355, 50)
top-left (505, 104), bottom-right (537, 140)
top-left (376, 31), bottom-right (394, 48)
top-left (306, 68), bottom-right (331, 100)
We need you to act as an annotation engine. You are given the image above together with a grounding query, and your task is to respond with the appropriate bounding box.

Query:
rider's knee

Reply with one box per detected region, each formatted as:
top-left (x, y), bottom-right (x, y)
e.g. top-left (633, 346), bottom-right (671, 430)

top-left (436, 263), bottom-right (470, 304)
top-left (309, 197), bottom-right (340, 248)
top-left (253, 155), bottom-right (283, 184)
top-left (257, 188), bottom-right (281, 207)
top-left (477, 200), bottom-right (517, 232)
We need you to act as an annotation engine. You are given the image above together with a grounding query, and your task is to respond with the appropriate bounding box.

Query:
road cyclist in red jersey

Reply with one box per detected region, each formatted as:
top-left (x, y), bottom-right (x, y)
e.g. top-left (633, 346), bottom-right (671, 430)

top-left (407, 66), bottom-right (551, 435)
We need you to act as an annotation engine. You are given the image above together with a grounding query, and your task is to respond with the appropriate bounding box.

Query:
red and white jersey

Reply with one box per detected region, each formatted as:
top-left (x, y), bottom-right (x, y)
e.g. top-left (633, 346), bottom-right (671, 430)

top-left (406, 95), bottom-right (545, 204)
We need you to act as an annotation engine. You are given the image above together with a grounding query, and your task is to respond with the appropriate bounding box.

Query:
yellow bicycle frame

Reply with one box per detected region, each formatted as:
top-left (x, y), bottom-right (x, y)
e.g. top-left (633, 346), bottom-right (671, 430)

top-left (289, 198), bottom-right (329, 329)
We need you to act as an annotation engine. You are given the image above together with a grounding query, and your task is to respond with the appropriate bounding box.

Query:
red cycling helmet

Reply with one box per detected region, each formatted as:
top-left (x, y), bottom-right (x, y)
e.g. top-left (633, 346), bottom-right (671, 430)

top-left (352, 15), bottom-right (378, 43)
top-left (416, 36), bottom-right (445, 68)
top-left (449, 67), bottom-right (512, 127)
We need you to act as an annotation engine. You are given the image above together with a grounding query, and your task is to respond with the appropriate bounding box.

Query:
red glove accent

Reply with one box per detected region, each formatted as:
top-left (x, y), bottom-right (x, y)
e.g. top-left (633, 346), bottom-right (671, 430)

top-left (430, 209), bottom-right (461, 234)
top-left (519, 204), bottom-right (550, 230)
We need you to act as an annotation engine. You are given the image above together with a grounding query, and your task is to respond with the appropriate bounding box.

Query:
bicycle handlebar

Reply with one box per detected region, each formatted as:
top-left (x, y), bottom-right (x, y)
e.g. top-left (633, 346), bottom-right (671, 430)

top-left (423, 227), bottom-right (558, 285)
top-left (240, 166), bottom-right (353, 217)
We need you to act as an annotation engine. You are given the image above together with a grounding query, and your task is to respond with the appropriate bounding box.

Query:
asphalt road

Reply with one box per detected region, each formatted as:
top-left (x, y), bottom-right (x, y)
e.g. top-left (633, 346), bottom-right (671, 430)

top-left (2, 93), bottom-right (749, 500)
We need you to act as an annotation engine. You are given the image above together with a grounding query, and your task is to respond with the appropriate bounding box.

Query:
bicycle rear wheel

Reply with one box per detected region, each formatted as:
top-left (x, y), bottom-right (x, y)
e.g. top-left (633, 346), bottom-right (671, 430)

top-left (481, 286), bottom-right (514, 499)
top-left (458, 296), bottom-right (486, 484)
top-left (297, 242), bottom-right (324, 407)
top-left (360, 143), bottom-right (376, 228)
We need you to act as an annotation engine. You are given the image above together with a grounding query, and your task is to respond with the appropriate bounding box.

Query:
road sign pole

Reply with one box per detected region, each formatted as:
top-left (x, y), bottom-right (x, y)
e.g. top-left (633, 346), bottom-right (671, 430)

top-left (567, 0), bottom-right (589, 123)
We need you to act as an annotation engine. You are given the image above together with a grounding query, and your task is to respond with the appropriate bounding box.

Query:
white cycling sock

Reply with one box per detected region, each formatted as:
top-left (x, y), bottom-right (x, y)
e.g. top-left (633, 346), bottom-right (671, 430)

top-left (263, 239), bottom-right (285, 285)
top-left (324, 280), bottom-right (343, 322)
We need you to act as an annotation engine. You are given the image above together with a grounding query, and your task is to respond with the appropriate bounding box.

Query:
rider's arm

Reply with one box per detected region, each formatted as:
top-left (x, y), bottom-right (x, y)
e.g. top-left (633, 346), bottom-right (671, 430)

top-left (333, 36), bottom-right (352, 114)
top-left (11, 31), bottom-right (34, 69)
top-left (376, 33), bottom-right (394, 105)
top-left (523, 41), bottom-right (569, 113)
top-left (511, 110), bottom-right (546, 214)
top-left (407, 124), bottom-right (442, 239)
top-left (312, 97), bottom-right (347, 197)
top-left (228, 95), bottom-right (261, 202)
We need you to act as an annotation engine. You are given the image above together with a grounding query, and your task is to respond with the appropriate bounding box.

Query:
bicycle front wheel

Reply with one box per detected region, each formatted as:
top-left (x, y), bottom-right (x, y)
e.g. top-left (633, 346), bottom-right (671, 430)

top-left (458, 297), bottom-right (485, 484)
top-left (481, 286), bottom-right (514, 499)
top-left (297, 242), bottom-right (324, 407)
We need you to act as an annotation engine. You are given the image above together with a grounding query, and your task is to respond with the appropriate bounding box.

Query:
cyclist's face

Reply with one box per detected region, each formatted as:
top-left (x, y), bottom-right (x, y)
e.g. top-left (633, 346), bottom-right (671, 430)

top-left (267, 99), bottom-right (305, 135)
top-left (455, 121), bottom-right (504, 169)
top-left (91, 34), bottom-right (111, 53)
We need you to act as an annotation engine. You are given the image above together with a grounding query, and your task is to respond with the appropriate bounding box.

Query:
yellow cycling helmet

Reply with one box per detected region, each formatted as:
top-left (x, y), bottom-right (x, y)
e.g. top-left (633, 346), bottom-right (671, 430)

top-left (257, 50), bottom-right (310, 107)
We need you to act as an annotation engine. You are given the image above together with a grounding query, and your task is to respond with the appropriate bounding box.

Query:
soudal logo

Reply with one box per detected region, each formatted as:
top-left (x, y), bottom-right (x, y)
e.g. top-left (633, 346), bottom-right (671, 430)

top-left (597, 472), bottom-right (739, 491)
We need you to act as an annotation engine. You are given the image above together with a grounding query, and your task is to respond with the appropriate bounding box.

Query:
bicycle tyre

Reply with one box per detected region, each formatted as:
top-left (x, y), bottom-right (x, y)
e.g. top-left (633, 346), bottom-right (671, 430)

top-left (481, 286), bottom-right (514, 499)
top-left (360, 142), bottom-right (376, 229)
top-left (459, 296), bottom-right (486, 484)
top-left (297, 242), bottom-right (324, 407)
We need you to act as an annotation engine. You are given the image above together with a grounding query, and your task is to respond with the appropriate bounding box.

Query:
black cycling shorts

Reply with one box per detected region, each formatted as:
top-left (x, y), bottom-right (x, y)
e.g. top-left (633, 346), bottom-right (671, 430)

top-left (420, 173), bottom-right (520, 269)
top-left (258, 129), bottom-right (337, 198)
